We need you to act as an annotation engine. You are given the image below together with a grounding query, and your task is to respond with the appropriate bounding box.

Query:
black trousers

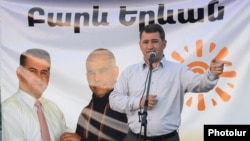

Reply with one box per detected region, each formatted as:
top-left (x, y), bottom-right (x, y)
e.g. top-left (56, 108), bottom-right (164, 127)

top-left (123, 130), bottom-right (180, 141)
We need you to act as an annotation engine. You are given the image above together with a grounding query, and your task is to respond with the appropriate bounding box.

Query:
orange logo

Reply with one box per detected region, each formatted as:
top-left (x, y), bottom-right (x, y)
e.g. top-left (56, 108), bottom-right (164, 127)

top-left (171, 40), bottom-right (236, 111)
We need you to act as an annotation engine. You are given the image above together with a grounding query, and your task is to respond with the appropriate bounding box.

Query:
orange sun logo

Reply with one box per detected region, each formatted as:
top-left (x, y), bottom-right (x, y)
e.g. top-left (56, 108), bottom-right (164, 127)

top-left (171, 40), bottom-right (237, 111)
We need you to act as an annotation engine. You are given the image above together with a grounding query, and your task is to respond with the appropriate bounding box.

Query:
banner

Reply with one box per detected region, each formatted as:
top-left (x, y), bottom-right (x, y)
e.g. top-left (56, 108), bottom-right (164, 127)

top-left (1, 0), bottom-right (249, 140)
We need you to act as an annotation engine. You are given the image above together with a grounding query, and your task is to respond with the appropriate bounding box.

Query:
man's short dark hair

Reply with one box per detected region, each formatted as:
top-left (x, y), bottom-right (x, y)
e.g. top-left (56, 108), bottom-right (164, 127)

top-left (139, 24), bottom-right (165, 40)
top-left (20, 48), bottom-right (51, 66)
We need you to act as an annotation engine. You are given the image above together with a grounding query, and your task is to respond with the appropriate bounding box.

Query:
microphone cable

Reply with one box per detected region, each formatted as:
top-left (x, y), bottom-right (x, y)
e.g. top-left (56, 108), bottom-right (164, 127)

top-left (138, 65), bottom-right (151, 137)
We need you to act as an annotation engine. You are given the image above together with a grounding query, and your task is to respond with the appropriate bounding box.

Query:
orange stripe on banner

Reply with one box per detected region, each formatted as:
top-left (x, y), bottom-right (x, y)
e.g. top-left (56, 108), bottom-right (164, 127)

top-left (215, 87), bottom-right (231, 102)
top-left (198, 94), bottom-right (205, 111)
top-left (196, 40), bottom-right (203, 57)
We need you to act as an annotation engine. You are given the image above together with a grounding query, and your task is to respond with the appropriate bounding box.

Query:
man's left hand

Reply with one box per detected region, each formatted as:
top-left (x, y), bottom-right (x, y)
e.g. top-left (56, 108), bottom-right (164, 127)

top-left (210, 58), bottom-right (232, 76)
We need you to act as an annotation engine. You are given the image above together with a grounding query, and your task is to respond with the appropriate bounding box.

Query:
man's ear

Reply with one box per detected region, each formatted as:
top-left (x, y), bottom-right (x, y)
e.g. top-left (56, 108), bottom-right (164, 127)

top-left (114, 66), bottom-right (119, 80)
top-left (163, 40), bottom-right (167, 49)
top-left (16, 66), bottom-right (23, 80)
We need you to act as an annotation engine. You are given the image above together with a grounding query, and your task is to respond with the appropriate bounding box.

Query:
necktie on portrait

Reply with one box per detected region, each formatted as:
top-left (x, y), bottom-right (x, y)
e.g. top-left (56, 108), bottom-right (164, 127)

top-left (35, 100), bottom-right (51, 141)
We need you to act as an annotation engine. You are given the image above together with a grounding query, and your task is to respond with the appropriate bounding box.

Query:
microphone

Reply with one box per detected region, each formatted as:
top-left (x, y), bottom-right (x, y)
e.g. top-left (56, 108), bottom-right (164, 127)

top-left (149, 52), bottom-right (156, 64)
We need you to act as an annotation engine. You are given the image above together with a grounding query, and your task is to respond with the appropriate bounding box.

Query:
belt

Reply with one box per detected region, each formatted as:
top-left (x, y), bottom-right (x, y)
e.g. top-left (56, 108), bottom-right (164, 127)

top-left (129, 129), bottom-right (177, 141)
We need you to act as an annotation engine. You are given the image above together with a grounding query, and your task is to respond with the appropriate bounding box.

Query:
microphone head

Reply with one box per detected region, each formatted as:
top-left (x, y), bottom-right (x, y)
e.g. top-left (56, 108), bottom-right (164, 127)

top-left (149, 52), bottom-right (156, 63)
top-left (149, 52), bottom-right (156, 57)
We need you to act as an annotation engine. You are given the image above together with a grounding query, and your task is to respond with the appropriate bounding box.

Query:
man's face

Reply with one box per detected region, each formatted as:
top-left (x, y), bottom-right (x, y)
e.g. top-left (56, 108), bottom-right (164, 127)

top-left (139, 31), bottom-right (166, 63)
top-left (86, 54), bottom-right (118, 98)
top-left (17, 55), bottom-right (50, 99)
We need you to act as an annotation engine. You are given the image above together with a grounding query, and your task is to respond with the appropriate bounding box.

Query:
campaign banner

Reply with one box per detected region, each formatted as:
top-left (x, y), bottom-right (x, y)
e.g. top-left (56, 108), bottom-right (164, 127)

top-left (1, 0), bottom-right (249, 140)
